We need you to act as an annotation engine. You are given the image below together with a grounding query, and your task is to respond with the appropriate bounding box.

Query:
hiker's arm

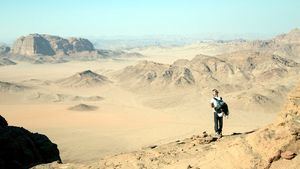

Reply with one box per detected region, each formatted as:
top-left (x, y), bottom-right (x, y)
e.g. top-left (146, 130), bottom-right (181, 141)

top-left (211, 103), bottom-right (214, 108)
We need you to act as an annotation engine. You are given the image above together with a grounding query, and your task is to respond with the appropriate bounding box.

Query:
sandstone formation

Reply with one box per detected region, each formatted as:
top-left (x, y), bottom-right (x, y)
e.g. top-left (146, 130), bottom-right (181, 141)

top-left (11, 34), bottom-right (95, 56)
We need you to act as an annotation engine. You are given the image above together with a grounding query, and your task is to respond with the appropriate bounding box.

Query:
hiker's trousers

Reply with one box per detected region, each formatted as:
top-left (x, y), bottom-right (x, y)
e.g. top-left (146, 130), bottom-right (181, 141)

top-left (214, 112), bottom-right (223, 134)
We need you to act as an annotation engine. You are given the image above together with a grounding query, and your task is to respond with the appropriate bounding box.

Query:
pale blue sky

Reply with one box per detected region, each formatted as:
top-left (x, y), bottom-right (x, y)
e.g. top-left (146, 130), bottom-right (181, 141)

top-left (0, 0), bottom-right (300, 43)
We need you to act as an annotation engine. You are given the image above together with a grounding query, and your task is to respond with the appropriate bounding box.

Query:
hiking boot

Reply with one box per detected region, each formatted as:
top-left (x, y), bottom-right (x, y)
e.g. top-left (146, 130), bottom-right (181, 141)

top-left (218, 133), bottom-right (223, 138)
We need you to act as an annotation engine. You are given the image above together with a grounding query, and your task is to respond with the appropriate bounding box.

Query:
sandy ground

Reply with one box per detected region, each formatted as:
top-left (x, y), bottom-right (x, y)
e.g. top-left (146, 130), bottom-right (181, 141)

top-left (0, 54), bottom-right (278, 163)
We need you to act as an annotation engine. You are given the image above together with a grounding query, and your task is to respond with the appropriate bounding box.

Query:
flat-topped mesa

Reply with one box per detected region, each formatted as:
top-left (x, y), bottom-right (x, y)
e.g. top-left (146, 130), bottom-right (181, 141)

top-left (11, 34), bottom-right (95, 56)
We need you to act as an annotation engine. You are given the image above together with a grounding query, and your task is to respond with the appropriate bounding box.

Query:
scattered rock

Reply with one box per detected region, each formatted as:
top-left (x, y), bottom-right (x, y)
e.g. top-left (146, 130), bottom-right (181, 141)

top-left (203, 136), bottom-right (217, 144)
top-left (268, 150), bottom-right (281, 163)
top-left (187, 164), bottom-right (193, 169)
top-left (148, 145), bottom-right (158, 149)
top-left (281, 151), bottom-right (297, 160)
top-left (177, 141), bottom-right (185, 145)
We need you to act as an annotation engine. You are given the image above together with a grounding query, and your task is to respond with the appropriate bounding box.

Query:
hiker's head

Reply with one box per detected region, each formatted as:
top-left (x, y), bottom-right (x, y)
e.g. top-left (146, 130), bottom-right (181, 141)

top-left (212, 89), bottom-right (219, 96)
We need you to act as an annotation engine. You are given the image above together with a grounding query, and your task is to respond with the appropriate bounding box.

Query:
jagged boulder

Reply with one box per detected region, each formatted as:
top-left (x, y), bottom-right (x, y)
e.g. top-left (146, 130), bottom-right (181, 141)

top-left (0, 115), bottom-right (62, 169)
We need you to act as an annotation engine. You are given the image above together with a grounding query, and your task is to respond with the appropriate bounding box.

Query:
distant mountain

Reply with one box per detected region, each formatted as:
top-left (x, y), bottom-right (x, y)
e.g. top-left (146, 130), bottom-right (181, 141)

top-left (0, 81), bottom-right (30, 92)
top-left (56, 70), bottom-right (112, 88)
top-left (11, 34), bottom-right (95, 56)
top-left (115, 50), bottom-right (300, 90)
top-left (68, 104), bottom-right (98, 111)
top-left (274, 28), bottom-right (300, 44)
top-left (0, 58), bottom-right (16, 66)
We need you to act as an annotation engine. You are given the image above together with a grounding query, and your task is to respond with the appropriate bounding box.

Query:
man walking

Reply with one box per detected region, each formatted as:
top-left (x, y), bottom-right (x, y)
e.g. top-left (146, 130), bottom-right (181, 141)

top-left (210, 89), bottom-right (226, 138)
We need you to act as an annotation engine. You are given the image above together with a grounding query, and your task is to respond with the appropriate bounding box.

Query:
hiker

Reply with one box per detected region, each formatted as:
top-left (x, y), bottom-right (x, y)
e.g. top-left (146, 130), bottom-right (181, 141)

top-left (210, 89), bottom-right (228, 138)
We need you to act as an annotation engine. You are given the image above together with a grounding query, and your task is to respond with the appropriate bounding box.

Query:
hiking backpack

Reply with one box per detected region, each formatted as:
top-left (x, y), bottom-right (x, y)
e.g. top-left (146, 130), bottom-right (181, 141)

top-left (214, 97), bottom-right (229, 116)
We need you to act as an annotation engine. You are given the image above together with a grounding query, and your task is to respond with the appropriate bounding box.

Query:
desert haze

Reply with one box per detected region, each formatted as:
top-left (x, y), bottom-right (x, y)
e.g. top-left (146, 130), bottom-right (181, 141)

top-left (1, 27), bottom-right (300, 168)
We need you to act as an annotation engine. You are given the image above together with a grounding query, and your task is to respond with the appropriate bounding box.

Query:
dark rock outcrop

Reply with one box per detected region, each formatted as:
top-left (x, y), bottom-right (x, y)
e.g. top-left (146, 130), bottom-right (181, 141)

top-left (0, 115), bottom-right (61, 169)
top-left (0, 44), bottom-right (10, 55)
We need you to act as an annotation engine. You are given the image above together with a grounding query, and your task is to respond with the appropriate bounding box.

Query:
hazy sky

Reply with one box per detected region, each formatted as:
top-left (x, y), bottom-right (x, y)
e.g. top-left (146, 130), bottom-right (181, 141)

top-left (1, 0), bottom-right (300, 42)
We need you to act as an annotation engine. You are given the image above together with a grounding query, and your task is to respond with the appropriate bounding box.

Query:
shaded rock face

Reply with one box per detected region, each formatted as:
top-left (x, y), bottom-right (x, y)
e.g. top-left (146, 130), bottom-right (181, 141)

top-left (12, 34), bottom-right (55, 56)
top-left (0, 45), bottom-right (10, 55)
top-left (68, 37), bottom-right (94, 52)
top-left (12, 34), bottom-right (95, 56)
top-left (0, 115), bottom-right (61, 169)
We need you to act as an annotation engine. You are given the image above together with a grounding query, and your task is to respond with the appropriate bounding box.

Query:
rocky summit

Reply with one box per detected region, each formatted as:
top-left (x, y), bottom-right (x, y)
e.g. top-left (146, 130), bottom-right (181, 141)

top-left (11, 34), bottom-right (95, 56)
top-left (56, 70), bottom-right (111, 88)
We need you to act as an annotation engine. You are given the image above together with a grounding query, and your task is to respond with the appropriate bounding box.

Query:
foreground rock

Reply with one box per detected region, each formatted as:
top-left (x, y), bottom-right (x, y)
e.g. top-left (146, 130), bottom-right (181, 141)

top-left (0, 115), bottom-right (62, 169)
